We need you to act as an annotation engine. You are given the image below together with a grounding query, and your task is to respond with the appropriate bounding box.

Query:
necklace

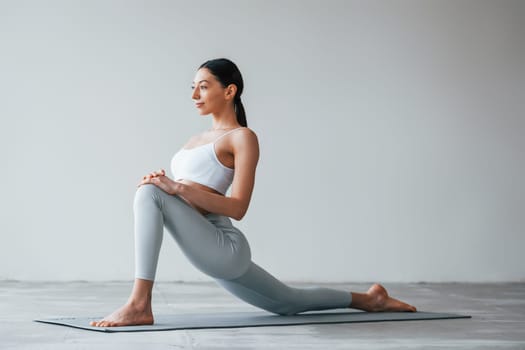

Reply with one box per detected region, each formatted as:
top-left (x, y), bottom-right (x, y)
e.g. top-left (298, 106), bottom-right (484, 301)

top-left (209, 126), bottom-right (239, 131)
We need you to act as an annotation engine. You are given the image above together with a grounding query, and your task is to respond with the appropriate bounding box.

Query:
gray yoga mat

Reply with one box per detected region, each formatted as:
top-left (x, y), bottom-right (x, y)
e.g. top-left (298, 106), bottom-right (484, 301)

top-left (34, 310), bottom-right (471, 333)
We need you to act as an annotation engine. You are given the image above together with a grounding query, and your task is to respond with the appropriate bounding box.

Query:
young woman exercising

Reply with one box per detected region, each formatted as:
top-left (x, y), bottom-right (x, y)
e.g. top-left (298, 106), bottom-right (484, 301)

top-left (91, 58), bottom-right (416, 327)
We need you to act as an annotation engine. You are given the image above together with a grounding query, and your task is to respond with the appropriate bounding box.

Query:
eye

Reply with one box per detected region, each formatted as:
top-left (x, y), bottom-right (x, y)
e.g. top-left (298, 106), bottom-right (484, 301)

top-left (190, 86), bottom-right (195, 90)
top-left (200, 86), bottom-right (207, 90)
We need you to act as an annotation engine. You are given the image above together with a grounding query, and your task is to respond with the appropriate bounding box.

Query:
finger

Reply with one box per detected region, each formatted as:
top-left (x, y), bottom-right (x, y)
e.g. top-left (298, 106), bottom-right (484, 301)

top-left (140, 177), bottom-right (151, 184)
top-left (150, 171), bottom-right (163, 177)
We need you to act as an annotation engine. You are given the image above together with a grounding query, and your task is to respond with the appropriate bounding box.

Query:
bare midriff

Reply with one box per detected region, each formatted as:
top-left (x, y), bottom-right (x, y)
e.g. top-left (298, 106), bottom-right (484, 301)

top-left (176, 179), bottom-right (223, 216)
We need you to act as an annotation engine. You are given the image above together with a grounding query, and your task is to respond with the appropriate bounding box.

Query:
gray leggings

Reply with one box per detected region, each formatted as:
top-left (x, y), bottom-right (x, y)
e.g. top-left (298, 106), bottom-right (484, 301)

top-left (134, 184), bottom-right (352, 316)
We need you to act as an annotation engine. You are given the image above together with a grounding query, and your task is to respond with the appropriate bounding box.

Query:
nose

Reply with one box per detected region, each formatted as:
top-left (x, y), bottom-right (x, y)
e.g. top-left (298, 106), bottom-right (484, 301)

top-left (192, 87), bottom-right (199, 100)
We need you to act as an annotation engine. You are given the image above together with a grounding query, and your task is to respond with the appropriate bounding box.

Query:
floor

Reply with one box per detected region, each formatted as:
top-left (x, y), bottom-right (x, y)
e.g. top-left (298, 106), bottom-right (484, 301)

top-left (0, 281), bottom-right (524, 349)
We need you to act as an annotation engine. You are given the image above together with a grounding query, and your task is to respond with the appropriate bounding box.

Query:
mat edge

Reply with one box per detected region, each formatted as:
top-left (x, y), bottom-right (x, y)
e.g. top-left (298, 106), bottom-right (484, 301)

top-left (33, 312), bottom-right (472, 333)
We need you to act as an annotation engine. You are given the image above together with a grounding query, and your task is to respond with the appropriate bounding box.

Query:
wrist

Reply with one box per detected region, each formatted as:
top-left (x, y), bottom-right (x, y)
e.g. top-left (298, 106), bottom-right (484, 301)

top-left (173, 181), bottom-right (187, 196)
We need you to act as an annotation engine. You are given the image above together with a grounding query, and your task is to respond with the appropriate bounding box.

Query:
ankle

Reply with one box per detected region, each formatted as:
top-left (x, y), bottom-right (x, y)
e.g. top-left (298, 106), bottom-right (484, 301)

top-left (349, 292), bottom-right (368, 310)
top-left (126, 297), bottom-right (151, 310)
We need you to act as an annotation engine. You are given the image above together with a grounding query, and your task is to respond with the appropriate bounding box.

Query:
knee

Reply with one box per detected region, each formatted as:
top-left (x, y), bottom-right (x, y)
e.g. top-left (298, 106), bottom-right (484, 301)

top-left (135, 183), bottom-right (160, 199)
top-left (134, 184), bottom-right (162, 207)
top-left (270, 305), bottom-right (299, 316)
top-left (265, 289), bottom-right (301, 316)
top-left (276, 310), bottom-right (297, 316)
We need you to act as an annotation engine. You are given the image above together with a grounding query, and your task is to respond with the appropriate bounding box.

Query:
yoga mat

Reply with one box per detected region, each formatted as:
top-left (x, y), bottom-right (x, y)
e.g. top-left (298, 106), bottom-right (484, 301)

top-left (34, 310), bottom-right (471, 333)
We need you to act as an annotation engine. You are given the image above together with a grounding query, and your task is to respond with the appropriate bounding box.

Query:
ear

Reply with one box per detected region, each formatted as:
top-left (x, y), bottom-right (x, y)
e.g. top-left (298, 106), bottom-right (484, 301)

top-left (225, 84), bottom-right (238, 101)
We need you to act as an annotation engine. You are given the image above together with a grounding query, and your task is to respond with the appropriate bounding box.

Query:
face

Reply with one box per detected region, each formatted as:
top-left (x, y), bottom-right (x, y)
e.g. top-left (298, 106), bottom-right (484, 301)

top-left (191, 68), bottom-right (236, 115)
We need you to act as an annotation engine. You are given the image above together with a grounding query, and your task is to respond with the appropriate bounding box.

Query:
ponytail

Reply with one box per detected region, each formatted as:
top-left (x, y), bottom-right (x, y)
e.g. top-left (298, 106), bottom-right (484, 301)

top-left (234, 96), bottom-right (247, 127)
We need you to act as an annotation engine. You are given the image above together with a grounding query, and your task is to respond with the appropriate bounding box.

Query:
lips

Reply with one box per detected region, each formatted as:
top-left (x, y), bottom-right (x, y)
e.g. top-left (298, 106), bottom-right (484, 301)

top-left (195, 103), bottom-right (204, 108)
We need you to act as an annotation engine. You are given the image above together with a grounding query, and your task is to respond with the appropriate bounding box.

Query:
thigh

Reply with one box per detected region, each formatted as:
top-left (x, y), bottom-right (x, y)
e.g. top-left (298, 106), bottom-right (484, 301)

top-left (138, 184), bottom-right (251, 279)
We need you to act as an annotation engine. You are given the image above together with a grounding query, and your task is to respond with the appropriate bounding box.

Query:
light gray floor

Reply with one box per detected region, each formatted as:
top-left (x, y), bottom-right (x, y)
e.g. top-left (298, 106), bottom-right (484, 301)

top-left (0, 281), bottom-right (524, 349)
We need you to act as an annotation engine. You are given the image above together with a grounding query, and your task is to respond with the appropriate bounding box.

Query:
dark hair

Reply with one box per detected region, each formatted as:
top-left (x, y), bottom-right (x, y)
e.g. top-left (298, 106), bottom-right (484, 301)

top-left (199, 58), bottom-right (247, 127)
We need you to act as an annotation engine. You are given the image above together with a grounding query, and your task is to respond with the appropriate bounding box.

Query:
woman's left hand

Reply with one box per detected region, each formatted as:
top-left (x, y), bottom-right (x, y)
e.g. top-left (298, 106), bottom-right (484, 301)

top-left (137, 174), bottom-right (183, 195)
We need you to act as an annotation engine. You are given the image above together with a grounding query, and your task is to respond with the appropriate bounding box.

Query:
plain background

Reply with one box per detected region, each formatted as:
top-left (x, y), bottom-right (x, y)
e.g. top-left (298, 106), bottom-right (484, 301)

top-left (1, 0), bottom-right (523, 282)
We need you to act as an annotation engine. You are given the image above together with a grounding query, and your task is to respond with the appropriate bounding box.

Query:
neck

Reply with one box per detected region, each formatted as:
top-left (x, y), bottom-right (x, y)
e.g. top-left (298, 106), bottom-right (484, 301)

top-left (210, 105), bottom-right (239, 130)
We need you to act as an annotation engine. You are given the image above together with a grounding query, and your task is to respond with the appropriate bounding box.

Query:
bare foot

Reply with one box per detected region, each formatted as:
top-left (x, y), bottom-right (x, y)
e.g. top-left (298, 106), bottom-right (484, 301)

top-left (364, 283), bottom-right (417, 312)
top-left (90, 302), bottom-right (154, 327)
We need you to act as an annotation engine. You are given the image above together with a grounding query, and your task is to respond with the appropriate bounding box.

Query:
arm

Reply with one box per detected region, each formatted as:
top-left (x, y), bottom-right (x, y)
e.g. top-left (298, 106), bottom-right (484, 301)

top-left (174, 129), bottom-right (259, 220)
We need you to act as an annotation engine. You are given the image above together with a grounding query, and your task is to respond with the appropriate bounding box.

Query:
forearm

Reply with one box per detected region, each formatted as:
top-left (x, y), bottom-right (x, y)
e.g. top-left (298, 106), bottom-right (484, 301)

top-left (177, 184), bottom-right (244, 220)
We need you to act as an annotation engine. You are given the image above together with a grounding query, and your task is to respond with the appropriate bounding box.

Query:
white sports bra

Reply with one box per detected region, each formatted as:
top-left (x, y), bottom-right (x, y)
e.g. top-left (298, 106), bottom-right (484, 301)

top-left (170, 128), bottom-right (243, 195)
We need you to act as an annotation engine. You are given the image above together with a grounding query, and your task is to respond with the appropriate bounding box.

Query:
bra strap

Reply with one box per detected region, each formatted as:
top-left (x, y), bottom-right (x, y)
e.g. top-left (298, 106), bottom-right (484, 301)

top-left (213, 127), bottom-right (244, 144)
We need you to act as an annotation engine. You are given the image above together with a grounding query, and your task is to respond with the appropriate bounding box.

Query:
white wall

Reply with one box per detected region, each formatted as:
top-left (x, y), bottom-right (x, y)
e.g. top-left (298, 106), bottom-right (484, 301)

top-left (1, 0), bottom-right (523, 282)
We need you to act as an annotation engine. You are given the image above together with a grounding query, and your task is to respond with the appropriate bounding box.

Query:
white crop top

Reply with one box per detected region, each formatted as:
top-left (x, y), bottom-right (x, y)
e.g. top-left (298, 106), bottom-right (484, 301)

top-left (170, 128), bottom-right (243, 195)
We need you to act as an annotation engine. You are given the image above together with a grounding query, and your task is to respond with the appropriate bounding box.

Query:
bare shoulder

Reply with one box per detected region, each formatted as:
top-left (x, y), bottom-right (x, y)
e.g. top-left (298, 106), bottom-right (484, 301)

top-left (232, 127), bottom-right (259, 150)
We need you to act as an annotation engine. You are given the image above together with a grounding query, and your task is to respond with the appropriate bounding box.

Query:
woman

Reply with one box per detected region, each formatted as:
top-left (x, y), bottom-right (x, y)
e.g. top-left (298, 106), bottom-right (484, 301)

top-left (91, 58), bottom-right (416, 327)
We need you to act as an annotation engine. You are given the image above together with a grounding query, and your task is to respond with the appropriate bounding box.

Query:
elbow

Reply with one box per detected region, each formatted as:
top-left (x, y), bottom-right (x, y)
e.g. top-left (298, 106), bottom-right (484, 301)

top-left (233, 211), bottom-right (245, 221)
top-left (233, 205), bottom-right (248, 221)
